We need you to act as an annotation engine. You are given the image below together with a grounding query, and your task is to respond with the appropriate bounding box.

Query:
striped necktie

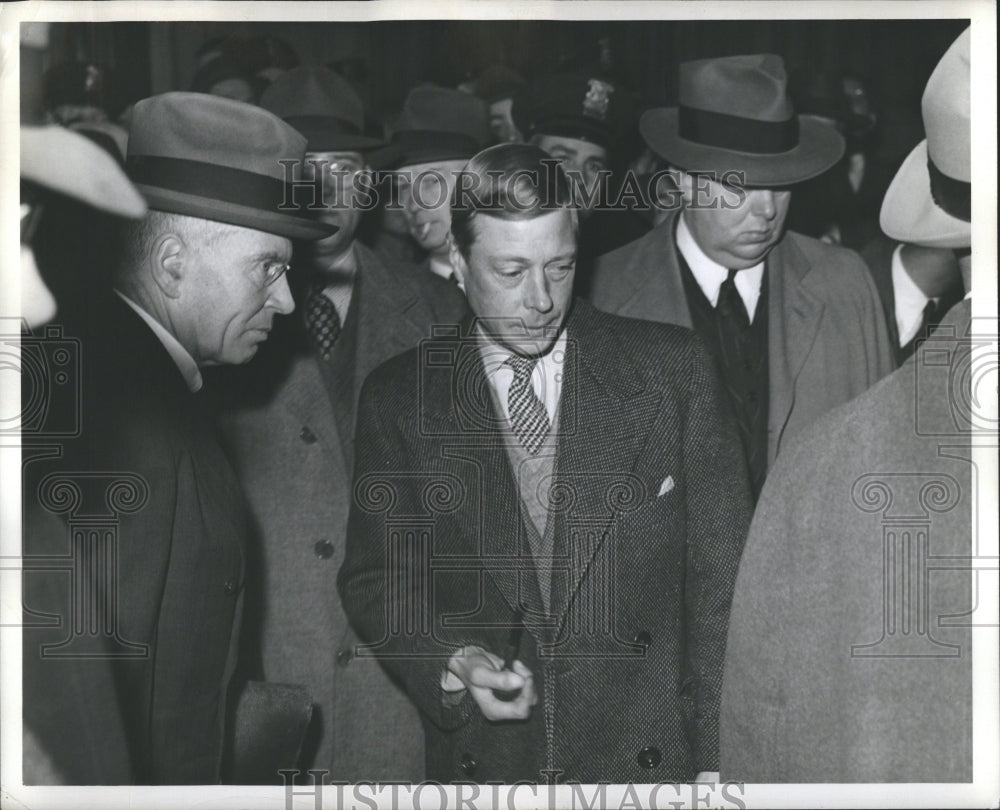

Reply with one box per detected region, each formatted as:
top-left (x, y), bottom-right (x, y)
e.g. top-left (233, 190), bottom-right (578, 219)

top-left (505, 355), bottom-right (550, 455)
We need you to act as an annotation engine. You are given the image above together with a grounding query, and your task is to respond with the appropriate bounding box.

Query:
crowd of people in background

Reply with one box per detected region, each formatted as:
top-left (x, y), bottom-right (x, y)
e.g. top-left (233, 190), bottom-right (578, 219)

top-left (18, 22), bottom-right (979, 791)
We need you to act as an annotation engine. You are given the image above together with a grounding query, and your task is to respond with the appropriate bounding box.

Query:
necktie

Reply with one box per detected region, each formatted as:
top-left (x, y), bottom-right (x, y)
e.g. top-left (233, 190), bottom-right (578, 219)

top-left (717, 267), bottom-right (750, 329)
top-left (505, 355), bottom-right (550, 455)
top-left (305, 280), bottom-right (341, 360)
top-left (900, 299), bottom-right (939, 361)
top-left (917, 298), bottom-right (939, 341)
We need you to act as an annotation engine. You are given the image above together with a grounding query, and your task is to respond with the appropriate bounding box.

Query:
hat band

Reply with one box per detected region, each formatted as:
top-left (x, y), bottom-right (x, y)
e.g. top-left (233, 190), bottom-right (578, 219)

top-left (127, 155), bottom-right (293, 214)
top-left (528, 116), bottom-right (613, 149)
top-left (928, 156), bottom-right (971, 222)
top-left (392, 130), bottom-right (481, 159)
top-left (679, 105), bottom-right (800, 155)
top-left (284, 114), bottom-right (364, 139)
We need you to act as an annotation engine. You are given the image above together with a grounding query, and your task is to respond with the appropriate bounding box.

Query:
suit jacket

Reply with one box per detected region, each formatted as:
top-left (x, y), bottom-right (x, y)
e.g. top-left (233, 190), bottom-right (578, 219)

top-left (861, 233), bottom-right (965, 364)
top-left (590, 211), bottom-right (897, 467)
top-left (22, 296), bottom-right (246, 784)
top-left (719, 300), bottom-right (974, 782)
top-left (338, 300), bottom-right (752, 783)
top-left (212, 242), bottom-right (466, 781)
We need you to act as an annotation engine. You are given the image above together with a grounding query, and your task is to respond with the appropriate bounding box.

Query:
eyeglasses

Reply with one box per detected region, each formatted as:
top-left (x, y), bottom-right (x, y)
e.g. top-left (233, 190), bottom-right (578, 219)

top-left (261, 260), bottom-right (291, 287)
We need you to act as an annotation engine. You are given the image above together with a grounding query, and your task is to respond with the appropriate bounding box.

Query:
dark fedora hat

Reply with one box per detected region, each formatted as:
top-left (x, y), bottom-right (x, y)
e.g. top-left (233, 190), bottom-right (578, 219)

top-left (641, 54), bottom-right (845, 187)
top-left (512, 72), bottom-right (635, 152)
top-left (389, 86), bottom-right (491, 167)
top-left (259, 66), bottom-right (385, 153)
top-left (126, 92), bottom-right (335, 240)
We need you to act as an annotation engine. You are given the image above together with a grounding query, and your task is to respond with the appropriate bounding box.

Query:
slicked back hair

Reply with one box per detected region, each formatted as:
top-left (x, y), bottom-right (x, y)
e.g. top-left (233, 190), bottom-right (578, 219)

top-left (450, 142), bottom-right (578, 262)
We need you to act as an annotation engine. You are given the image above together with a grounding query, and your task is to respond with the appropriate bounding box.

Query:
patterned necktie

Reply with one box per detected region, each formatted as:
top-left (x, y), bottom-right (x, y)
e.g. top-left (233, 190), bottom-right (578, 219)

top-left (505, 355), bottom-right (550, 455)
top-left (717, 267), bottom-right (750, 329)
top-left (305, 280), bottom-right (341, 360)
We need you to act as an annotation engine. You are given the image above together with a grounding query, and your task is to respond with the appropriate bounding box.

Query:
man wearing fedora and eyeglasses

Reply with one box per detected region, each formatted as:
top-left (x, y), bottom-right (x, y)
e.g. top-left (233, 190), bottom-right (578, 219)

top-left (591, 54), bottom-right (896, 500)
top-left (720, 29), bottom-right (976, 782)
top-left (20, 91), bottom-right (335, 785)
top-left (210, 69), bottom-right (466, 782)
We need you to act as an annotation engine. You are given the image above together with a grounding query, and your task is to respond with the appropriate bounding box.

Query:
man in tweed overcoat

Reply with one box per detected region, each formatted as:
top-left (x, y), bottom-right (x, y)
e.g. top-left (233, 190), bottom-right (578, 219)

top-left (339, 144), bottom-right (752, 783)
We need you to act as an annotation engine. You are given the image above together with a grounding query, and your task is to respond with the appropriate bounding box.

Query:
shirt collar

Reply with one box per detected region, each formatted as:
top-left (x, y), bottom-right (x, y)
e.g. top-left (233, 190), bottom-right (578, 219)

top-left (476, 324), bottom-right (567, 422)
top-left (476, 325), bottom-right (566, 375)
top-left (428, 255), bottom-right (456, 282)
top-left (677, 212), bottom-right (764, 319)
top-left (114, 290), bottom-right (203, 393)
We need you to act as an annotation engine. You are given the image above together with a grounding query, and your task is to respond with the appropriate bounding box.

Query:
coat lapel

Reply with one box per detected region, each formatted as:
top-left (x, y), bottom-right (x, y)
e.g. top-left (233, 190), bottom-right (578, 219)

top-left (547, 303), bottom-right (663, 632)
top-left (420, 325), bottom-right (548, 637)
top-left (766, 236), bottom-right (825, 464)
top-left (341, 244), bottom-right (435, 465)
top-left (279, 352), bottom-right (351, 477)
top-left (616, 213), bottom-right (693, 329)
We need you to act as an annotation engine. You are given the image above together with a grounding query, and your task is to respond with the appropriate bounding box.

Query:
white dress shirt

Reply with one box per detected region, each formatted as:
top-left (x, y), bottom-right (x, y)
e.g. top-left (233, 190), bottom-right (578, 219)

top-left (428, 255), bottom-right (457, 284)
top-left (477, 327), bottom-right (567, 425)
top-left (115, 290), bottom-right (202, 392)
top-left (677, 213), bottom-right (764, 322)
top-left (891, 243), bottom-right (939, 347)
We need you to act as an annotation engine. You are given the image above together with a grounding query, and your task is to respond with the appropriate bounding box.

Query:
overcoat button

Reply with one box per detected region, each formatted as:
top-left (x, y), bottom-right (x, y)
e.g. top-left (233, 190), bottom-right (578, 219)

top-left (299, 426), bottom-right (317, 444)
top-left (314, 540), bottom-right (335, 559)
top-left (223, 577), bottom-right (237, 595)
top-left (336, 648), bottom-right (353, 667)
top-left (633, 631), bottom-right (652, 648)
top-left (637, 746), bottom-right (661, 769)
top-left (459, 753), bottom-right (477, 776)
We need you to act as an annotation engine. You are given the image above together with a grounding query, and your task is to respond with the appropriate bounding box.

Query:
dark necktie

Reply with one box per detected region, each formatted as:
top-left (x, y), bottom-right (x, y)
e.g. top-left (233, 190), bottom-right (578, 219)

top-left (917, 298), bottom-right (939, 341)
top-left (304, 280), bottom-right (341, 360)
top-left (505, 355), bottom-right (550, 455)
top-left (900, 299), bottom-right (940, 361)
top-left (717, 267), bottom-right (750, 329)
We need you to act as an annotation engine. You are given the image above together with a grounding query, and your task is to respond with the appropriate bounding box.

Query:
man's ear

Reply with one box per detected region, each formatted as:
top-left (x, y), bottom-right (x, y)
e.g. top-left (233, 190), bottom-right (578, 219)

top-left (150, 233), bottom-right (186, 299)
top-left (447, 231), bottom-right (468, 290)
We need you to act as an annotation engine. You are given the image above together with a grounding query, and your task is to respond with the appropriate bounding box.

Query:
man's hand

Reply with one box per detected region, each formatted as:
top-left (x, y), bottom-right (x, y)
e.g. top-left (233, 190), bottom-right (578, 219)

top-left (444, 645), bottom-right (537, 721)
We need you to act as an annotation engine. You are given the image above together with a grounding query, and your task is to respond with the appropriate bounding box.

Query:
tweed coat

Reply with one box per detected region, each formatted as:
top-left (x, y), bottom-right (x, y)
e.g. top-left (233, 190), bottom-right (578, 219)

top-left (22, 295), bottom-right (246, 784)
top-left (338, 300), bottom-right (753, 783)
top-left (720, 300), bottom-right (974, 782)
top-left (590, 211), bottom-right (897, 468)
top-left (213, 242), bottom-right (466, 781)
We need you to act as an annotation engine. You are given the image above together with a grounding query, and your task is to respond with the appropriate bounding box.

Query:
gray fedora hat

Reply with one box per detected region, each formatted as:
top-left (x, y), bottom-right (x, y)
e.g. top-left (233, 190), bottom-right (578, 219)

top-left (259, 66), bottom-right (385, 153)
top-left (641, 53), bottom-right (845, 187)
top-left (126, 92), bottom-right (336, 240)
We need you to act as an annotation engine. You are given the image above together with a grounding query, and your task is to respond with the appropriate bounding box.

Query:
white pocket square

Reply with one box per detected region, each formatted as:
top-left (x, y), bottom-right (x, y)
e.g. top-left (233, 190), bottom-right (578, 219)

top-left (657, 476), bottom-right (675, 497)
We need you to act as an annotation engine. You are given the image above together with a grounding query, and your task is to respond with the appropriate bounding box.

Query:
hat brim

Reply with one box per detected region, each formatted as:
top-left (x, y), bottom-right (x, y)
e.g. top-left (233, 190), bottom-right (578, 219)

top-left (640, 108), bottom-right (845, 186)
top-left (136, 184), bottom-right (338, 241)
top-left (22, 127), bottom-right (146, 218)
top-left (880, 140), bottom-right (971, 249)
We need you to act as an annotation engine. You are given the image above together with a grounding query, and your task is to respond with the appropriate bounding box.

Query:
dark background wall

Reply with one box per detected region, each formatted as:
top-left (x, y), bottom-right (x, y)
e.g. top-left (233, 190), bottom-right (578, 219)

top-left (24, 18), bottom-right (968, 168)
